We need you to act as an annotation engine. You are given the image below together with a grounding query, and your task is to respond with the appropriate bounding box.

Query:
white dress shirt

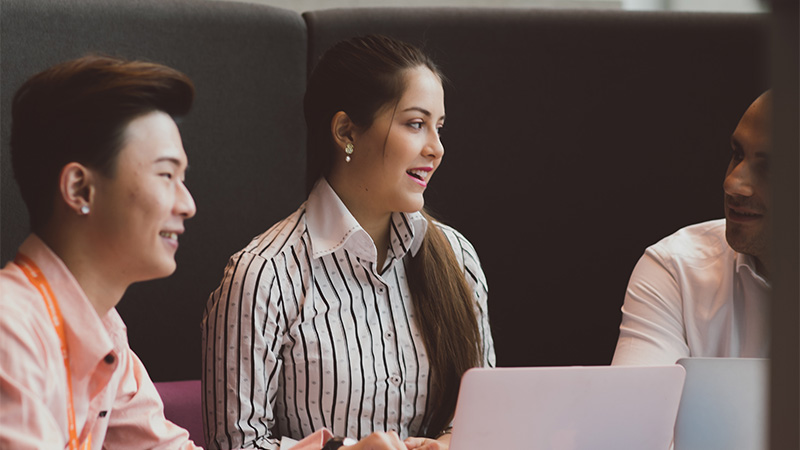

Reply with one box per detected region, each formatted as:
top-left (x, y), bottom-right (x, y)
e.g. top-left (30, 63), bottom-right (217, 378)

top-left (201, 179), bottom-right (496, 450)
top-left (612, 219), bottom-right (770, 366)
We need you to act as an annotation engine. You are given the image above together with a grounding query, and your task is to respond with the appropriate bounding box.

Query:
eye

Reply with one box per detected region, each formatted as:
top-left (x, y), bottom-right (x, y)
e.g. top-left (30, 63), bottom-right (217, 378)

top-left (731, 148), bottom-right (744, 162)
top-left (408, 121), bottom-right (423, 130)
top-left (755, 156), bottom-right (769, 174)
top-left (160, 172), bottom-right (174, 180)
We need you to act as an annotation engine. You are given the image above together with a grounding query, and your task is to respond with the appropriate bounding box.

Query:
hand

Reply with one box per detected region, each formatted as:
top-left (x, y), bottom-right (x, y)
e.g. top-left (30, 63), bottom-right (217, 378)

top-left (343, 431), bottom-right (407, 449)
top-left (403, 434), bottom-right (450, 450)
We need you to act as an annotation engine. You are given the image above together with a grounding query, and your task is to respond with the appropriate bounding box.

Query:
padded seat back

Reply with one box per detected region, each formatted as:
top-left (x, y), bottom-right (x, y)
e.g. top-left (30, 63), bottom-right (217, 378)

top-left (304, 8), bottom-right (766, 367)
top-left (154, 380), bottom-right (205, 447)
top-left (0, 0), bottom-right (308, 380)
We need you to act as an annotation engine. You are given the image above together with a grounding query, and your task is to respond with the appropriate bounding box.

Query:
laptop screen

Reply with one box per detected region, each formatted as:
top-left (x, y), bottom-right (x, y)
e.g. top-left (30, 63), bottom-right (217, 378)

top-left (450, 365), bottom-right (685, 450)
top-left (674, 358), bottom-right (768, 450)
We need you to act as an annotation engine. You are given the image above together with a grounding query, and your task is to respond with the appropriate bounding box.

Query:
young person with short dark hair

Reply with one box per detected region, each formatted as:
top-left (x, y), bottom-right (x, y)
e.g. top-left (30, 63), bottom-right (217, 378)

top-left (612, 91), bottom-right (772, 366)
top-left (1, 55), bottom-right (202, 449)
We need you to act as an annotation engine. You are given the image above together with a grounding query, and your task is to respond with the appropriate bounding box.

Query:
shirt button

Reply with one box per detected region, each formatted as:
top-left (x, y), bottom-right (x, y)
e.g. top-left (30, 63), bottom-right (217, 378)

top-left (390, 375), bottom-right (402, 386)
top-left (385, 331), bottom-right (394, 340)
top-left (104, 353), bottom-right (115, 364)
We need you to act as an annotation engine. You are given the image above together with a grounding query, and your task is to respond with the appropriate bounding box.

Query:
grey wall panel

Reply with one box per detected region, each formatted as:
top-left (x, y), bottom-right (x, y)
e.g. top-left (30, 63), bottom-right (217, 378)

top-left (1, 0), bottom-right (308, 381)
top-left (305, 8), bottom-right (766, 368)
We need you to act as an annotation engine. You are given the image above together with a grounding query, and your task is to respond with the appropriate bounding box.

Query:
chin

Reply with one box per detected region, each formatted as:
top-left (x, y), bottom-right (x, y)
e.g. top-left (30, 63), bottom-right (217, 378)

top-left (725, 226), bottom-right (743, 249)
top-left (400, 197), bottom-right (425, 213)
top-left (725, 229), bottom-right (762, 257)
top-left (147, 260), bottom-right (178, 281)
top-left (161, 261), bottom-right (178, 278)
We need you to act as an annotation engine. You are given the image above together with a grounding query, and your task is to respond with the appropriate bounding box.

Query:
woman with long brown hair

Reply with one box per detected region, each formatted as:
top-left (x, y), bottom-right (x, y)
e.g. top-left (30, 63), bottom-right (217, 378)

top-left (202, 35), bottom-right (495, 450)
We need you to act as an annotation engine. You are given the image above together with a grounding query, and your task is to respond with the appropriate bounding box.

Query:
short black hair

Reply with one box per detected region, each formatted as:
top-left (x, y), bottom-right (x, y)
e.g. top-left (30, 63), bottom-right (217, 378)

top-left (10, 54), bottom-right (195, 230)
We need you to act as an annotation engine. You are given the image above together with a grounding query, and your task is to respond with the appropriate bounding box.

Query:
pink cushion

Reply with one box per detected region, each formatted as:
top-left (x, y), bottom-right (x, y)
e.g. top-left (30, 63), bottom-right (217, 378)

top-left (154, 380), bottom-right (205, 447)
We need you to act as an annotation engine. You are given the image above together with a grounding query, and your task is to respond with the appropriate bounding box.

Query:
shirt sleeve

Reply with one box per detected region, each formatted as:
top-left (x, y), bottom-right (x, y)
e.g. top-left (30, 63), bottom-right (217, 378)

top-left (102, 350), bottom-right (202, 449)
top-left (0, 297), bottom-right (65, 449)
top-left (202, 251), bottom-right (285, 450)
top-left (438, 225), bottom-right (496, 368)
top-left (611, 246), bottom-right (690, 366)
top-left (464, 242), bottom-right (496, 368)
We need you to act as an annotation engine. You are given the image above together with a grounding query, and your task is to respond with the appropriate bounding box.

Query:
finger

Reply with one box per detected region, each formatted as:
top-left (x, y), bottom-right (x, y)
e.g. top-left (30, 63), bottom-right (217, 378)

top-left (418, 440), bottom-right (440, 450)
top-left (369, 430), bottom-right (405, 449)
top-left (387, 430), bottom-right (406, 446)
top-left (404, 437), bottom-right (440, 450)
top-left (404, 437), bottom-right (426, 448)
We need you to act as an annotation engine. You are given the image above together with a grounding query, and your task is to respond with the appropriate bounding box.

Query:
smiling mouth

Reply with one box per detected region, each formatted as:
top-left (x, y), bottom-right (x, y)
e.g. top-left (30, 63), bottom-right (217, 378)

top-left (731, 209), bottom-right (761, 217)
top-left (406, 169), bottom-right (427, 181)
top-left (160, 231), bottom-right (178, 240)
top-left (727, 206), bottom-right (765, 224)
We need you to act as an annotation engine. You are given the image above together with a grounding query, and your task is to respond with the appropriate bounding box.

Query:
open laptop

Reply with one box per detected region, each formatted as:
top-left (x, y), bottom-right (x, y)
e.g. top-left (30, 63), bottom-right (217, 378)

top-left (674, 358), bottom-right (769, 450)
top-left (449, 365), bottom-right (686, 450)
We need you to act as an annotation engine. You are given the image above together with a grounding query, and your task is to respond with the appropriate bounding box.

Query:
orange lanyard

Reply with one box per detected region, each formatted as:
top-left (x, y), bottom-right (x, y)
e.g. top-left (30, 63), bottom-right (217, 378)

top-left (15, 253), bottom-right (91, 450)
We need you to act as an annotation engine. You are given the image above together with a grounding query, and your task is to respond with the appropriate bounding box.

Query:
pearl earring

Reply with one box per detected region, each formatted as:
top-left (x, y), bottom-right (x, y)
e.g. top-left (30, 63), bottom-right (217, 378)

top-left (345, 142), bottom-right (354, 162)
top-left (80, 205), bottom-right (90, 215)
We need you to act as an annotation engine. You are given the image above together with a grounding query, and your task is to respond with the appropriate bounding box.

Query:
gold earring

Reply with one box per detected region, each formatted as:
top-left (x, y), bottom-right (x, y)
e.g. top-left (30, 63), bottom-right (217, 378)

top-left (345, 142), bottom-right (354, 162)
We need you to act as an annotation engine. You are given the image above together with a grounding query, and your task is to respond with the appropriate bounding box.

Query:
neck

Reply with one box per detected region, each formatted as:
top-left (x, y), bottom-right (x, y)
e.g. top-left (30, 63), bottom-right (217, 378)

top-left (359, 214), bottom-right (391, 266)
top-left (754, 255), bottom-right (770, 281)
top-left (37, 222), bottom-right (126, 317)
top-left (327, 176), bottom-right (392, 265)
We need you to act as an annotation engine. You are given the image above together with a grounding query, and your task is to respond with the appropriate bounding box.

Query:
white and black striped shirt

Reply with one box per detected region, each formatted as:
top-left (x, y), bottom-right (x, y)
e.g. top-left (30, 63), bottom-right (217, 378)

top-left (201, 179), bottom-right (495, 450)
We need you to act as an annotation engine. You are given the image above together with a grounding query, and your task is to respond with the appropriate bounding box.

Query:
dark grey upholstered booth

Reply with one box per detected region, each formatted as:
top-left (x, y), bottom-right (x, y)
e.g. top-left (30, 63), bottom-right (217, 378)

top-left (303, 7), bottom-right (766, 369)
top-left (1, 0), bottom-right (766, 381)
top-left (1, 0), bottom-right (308, 381)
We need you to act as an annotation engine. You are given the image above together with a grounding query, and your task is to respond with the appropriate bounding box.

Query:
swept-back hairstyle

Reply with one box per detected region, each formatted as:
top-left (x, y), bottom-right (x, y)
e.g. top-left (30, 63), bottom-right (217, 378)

top-left (10, 54), bottom-right (195, 231)
top-left (304, 35), bottom-right (483, 437)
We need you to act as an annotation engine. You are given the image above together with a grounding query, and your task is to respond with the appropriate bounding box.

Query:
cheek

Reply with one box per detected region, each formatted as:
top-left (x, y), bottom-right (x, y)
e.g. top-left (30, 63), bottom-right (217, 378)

top-left (127, 189), bottom-right (141, 205)
top-left (760, 183), bottom-right (771, 208)
top-left (130, 187), bottom-right (171, 223)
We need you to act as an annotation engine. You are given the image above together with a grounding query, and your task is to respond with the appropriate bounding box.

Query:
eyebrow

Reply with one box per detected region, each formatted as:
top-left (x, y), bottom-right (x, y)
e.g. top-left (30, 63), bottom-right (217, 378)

top-left (154, 156), bottom-right (189, 170)
top-left (402, 106), bottom-right (446, 121)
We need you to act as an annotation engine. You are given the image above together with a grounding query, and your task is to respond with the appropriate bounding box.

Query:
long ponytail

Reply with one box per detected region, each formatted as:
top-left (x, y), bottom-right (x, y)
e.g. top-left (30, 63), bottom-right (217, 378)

top-left (406, 210), bottom-right (483, 437)
top-left (305, 35), bottom-right (484, 437)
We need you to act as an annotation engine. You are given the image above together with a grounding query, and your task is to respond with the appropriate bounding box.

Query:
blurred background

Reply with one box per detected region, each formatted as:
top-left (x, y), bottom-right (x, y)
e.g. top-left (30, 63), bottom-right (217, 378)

top-left (212, 0), bottom-right (767, 13)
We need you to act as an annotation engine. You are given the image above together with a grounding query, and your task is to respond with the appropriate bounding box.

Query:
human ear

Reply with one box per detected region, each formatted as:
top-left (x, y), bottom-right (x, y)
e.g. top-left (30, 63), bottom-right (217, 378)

top-left (59, 162), bottom-right (95, 215)
top-left (331, 111), bottom-right (356, 150)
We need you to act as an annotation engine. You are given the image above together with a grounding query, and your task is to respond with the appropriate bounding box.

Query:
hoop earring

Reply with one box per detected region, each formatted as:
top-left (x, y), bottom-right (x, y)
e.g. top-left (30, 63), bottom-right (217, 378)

top-left (345, 143), bottom-right (354, 162)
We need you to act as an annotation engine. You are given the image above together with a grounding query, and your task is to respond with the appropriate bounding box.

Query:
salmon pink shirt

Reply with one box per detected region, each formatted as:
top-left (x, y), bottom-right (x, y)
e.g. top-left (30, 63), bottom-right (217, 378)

top-left (0, 235), bottom-right (201, 449)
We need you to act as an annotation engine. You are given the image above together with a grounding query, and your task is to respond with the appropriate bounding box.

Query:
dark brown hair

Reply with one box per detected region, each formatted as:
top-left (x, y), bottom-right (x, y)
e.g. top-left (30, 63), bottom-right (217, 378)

top-left (304, 35), bottom-right (483, 437)
top-left (10, 54), bottom-right (195, 231)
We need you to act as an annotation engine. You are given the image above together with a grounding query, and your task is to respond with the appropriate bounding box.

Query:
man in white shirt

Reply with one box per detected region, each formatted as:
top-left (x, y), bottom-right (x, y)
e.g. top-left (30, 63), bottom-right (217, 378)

top-left (612, 91), bottom-right (772, 366)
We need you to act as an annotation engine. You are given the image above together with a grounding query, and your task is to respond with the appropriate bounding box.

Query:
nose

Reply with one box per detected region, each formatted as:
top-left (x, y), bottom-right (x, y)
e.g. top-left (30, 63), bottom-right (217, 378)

top-left (723, 160), bottom-right (754, 198)
top-left (424, 129), bottom-right (444, 160)
top-left (176, 180), bottom-right (197, 219)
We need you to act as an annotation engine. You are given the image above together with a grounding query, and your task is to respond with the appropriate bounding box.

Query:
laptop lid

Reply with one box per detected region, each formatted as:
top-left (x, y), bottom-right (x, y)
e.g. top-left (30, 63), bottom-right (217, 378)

top-left (674, 358), bottom-right (769, 450)
top-left (449, 365), bottom-right (686, 450)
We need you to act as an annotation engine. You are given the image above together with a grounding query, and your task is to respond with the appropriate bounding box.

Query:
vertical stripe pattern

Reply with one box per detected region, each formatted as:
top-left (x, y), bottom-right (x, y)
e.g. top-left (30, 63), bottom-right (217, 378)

top-left (202, 196), bottom-right (495, 450)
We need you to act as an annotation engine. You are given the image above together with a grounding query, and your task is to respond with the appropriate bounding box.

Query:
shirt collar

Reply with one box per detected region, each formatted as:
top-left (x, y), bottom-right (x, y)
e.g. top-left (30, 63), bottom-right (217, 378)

top-left (18, 234), bottom-right (119, 379)
top-left (735, 251), bottom-right (771, 288)
top-left (305, 178), bottom-right (428, 262)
